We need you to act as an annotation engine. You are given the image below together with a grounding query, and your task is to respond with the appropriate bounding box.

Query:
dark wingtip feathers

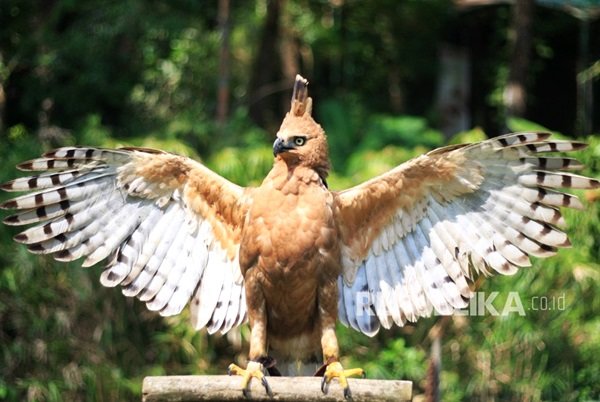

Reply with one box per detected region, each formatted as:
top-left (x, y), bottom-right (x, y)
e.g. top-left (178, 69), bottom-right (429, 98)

top-left (16, 161), bottom-right (34, 171)
top-left (13, 233), bottom-right (28, 243)
top-left (539, 243), bottom-right (557, 253)
top-left (560, 238), bottom-right (572, 248)
top-left (571, 142), bottom-right (588, 151)
top-left (529, 132), bottom-right (552, 142)
top-left (42, 150), bottom-right (57, 158)
top-left (0, 181), bottom-right (14, 191)
top-left (54, 250), bottom-right (73, 261)
top-left (0, 200), bottom-right (18, 210)
top-left (3, 214), bottom-right (20, 225)
top-left (27, 243), bottom-right (45, 253)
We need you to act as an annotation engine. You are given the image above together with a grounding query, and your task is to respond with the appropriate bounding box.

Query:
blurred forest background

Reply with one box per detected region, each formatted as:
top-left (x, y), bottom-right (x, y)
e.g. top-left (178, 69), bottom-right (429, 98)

top-left (1, 0), bottom-right (600, 401)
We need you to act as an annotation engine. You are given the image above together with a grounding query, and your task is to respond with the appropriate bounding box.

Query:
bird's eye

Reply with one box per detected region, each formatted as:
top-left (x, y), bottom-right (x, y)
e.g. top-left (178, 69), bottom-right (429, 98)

top-left (294, 137), bottom-right (306, 146)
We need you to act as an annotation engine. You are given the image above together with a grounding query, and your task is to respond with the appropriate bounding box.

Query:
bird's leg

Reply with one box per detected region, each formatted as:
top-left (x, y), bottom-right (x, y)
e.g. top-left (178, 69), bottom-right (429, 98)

top-left (321, 362), bottom-right (366, 400)
top-left (228, 280), bottom-right (273, 398)
top-left (227, 324), bottom-right (273, 398)
top-left (227, 360), bottom-right (272, 399)
top-left (318, 282), bottom-right (365, 400)
top-left (319, 326), bottom-right (365, 400)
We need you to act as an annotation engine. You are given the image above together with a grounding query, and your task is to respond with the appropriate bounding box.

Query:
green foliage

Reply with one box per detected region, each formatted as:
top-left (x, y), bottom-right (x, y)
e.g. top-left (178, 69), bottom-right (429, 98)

top-left (317, 97), bottom-right (368, 171)
top-left (207, 146), bottom-right (273, 186)
top-left (363, 338), bottom-right (427, 381)
top-left (360, 115), bottom-right (444, 151)
top-left (507, 116), bottom-right (557, 134)
top-left (1, 1), bottom-right (599, 401)
top-left (448, 127), bottom-right (487, 145)
top-left (344, 145), bottom-right (425, 184)
top-left (336, 325), bottom-right (428, 384)
top-left (319, 99), bottom-right (444, 179)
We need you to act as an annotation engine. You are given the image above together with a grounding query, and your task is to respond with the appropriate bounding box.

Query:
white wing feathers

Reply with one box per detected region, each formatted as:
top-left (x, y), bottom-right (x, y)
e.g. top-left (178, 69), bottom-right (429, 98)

top-left (3, 133), bottom-right (597, 339)
top-left (337, 132), bottom-right (599, 336)
top-left (338, 264), bottom-right (380, 336)
top-left (1, 147), bottom-right (247, 334)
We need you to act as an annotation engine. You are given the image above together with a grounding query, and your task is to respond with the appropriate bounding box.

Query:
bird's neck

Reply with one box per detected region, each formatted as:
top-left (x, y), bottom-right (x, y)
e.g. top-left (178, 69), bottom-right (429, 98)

top-left (266, 159), bottom-right (328, 191)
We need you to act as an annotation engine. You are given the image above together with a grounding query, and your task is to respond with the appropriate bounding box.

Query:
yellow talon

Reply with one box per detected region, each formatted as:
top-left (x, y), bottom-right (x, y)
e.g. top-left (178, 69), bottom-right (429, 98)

top-left (321, 361), bottom-right (365, 400)
top-left (228, 361), bottom-right (273, 398)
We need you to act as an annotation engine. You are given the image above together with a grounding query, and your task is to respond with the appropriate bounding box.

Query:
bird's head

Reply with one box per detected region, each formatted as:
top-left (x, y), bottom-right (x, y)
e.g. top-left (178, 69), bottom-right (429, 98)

top-left (273, 75), bottom-right (330, 178)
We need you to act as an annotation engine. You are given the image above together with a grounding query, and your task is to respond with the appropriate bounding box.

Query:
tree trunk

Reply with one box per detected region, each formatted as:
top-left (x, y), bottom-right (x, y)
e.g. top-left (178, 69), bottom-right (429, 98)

top-left (0, 79), bottom-right (5, 134)
top-left (279, 1), bottom-right (300, 115)
top-left (425, 334), bottom-right (441, 402)
top-left (248, 0), bottom-right (285, 131)
top-left (576, 16), bottom-right (592, 135)
top-left (436, 45), bottom-right (470, 138)
top-left (503, 0), bottom-right (535, 118)
top-left (216, 0), bottom-right (231, 127)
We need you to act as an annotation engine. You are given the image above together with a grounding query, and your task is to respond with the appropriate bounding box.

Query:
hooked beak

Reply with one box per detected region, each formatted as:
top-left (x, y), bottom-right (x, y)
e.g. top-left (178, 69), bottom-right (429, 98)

top-left (273, 138), bottom-right (292, 156)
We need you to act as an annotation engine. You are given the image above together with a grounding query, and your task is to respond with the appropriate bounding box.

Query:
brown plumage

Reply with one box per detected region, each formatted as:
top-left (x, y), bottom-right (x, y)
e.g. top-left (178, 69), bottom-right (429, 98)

top-left (240, 78), bottom-right (340, 367)
top-left (2, 75), bottom-right (599, 398)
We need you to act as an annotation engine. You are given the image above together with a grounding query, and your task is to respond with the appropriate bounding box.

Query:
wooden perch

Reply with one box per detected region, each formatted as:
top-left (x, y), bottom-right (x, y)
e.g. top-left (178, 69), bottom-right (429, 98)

top-left (142, 375), bottom-right (412, 402)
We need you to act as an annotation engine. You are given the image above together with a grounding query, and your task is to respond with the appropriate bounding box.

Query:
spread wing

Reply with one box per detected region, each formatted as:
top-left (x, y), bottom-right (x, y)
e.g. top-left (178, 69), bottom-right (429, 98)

top-left (334, 132), bottom-right (599, 336)
top-left (1, 147), bottom-right (251, 334)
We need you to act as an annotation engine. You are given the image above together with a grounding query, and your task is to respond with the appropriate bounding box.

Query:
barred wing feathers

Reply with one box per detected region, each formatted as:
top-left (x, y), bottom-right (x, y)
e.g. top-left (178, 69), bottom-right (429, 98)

top-left (1, 147), bottom-right (250, 334)
top-left (335, 132), bottom-right (599, 336)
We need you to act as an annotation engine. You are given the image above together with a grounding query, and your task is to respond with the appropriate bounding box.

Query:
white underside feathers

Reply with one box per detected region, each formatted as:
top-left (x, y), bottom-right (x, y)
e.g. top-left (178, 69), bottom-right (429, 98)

top-left (339, 132), bottom-right (598, 336)
top-left (1, 146), bottom-right (246, 334)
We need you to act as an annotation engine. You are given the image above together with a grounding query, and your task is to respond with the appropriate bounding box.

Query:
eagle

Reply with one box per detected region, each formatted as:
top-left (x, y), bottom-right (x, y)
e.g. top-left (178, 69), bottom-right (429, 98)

top-left (1, 75), bottom-right (598, 399)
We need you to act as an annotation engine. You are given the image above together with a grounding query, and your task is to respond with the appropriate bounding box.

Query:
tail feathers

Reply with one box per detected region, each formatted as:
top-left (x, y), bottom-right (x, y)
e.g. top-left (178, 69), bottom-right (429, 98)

top-left (268, 359), bottom-right (320, 376)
